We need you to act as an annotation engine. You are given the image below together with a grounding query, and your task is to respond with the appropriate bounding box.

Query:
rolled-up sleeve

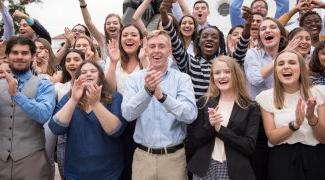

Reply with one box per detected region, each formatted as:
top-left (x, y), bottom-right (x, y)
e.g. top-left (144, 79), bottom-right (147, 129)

top-left (14, 79), bottom-right (56, 125)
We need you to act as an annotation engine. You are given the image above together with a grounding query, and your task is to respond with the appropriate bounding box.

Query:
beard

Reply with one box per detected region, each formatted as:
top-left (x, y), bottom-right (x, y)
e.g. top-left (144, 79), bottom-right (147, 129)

top-left (9, 64), bottom-right (30, 75)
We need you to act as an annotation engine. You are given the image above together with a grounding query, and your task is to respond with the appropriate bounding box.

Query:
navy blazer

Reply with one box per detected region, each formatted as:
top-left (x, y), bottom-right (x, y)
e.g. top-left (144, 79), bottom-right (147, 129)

top-left (187, 96), bottom-right (261, 180)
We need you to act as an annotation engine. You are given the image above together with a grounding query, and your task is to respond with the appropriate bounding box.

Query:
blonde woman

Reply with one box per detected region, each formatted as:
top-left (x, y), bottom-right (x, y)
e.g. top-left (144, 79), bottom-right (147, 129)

top-left (187, 56), bottom-right (260, 180)
top-left (256, 50), bottom-right (325, 180)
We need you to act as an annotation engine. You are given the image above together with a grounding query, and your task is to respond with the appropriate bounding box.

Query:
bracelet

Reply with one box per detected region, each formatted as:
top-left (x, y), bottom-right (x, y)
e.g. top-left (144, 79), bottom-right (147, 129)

top-left (308, 116), bottom-right (319, 127)
top-left (158, 92), bottom-right (167, 103)
top-left (144, 85), bottom-right (154, 96)
top-left (288, 121), bottom-right (299, 131)
top-left (80, 4), bottom-right (87, 8)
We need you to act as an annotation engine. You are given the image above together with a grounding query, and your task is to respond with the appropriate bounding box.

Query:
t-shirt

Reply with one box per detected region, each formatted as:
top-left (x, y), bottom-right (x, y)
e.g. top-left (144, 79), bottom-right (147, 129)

top-left (256, 87), bottom-right (324, 147)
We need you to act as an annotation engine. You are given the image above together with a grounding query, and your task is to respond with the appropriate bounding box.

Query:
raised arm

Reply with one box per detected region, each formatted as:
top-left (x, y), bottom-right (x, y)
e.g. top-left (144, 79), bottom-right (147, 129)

top-left (230, 0), bottom-right (245, 26)
top-left (0, 1), bottom-right (14, 42)
top-left (132, 0), bottom-right (152, 34)
top-left (78, 0), bottom-right (105, 48)
top-left (278, 1), bottom-right (309, 26)
top-left (161, 0), bottom-right (192, 73)
top-left (231, 6), bottom-right (252, 63)
top-left (177, 0), bottom-right (191, 16)
top-left (274, 0), bottom-right (289, 19)
top-left (105, 39), bottom-right (120, 92)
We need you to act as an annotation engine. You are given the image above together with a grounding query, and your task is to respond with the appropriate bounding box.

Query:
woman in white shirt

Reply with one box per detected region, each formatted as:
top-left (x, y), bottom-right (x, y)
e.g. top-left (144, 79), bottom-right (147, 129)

top-left (256, 50), bottom-right (325, 180)
top-left (187, 56), bottom-right (260, 180)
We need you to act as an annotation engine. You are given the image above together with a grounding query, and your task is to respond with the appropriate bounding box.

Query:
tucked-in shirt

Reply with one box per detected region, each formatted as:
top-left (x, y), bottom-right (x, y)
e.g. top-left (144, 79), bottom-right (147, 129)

top-left (212, 100), bottom-right (234, 162)
top-left (49, 92), bottom-right (126, 180)
top-left (13, 70), bottom-right (55, 124)
top-left (256, 87), bottom-right (324, 147)
top-left (121, 68), bottom-right (197, 148)
top-left (244, 48), bottom-right (274, 99)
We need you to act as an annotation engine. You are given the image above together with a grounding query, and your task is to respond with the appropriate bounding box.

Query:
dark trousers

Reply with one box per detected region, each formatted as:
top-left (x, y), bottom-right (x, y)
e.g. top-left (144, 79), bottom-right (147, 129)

top-left (268, 143), bottom-right (325, 180)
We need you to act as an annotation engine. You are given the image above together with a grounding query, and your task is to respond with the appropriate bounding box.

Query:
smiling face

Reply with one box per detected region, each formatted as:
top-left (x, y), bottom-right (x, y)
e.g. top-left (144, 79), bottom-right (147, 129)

top-left (79, 62), bottom-right (99, 85)
top-left (302, 14), bottom-right (322, 38)
top-left (180, 16), bottom-right (195, 38)
top-left (228, 27), bottom-right (243, 46)
top-left (8, 44), bottom-right (33, 73)
top-left (72, 25), bottom-right (87, 38)
top-left (251, 1), bottom-right (267, 17)
top-left (192, 2), bottom-right (210, 25)
top-left (35, 41), bottom-right (49, 63)
top-left (199, 27), bottom-right (220, 58)
top-left (75, 38), bottom-right (90, 54)
top-left (292, 30), bottom-right (311, 56)
top-left (212, 61), bottom-right (233, 93)
top-left (275, 52), bottom-right (301, 89)
top-left (259, 19), bottom-right (281, 49)
top-left (250, 14), bottom-right (263, 38)
top-left (105, 16), bottom-right (121, 40)
top-left (121, 26), bottom-right (142, 55)
top-left (146, 34), bottom-right (171, 71)
top-left (65, 52), bottom-right (83, 77)
top-left (19, 19), bottom-right (35, 39)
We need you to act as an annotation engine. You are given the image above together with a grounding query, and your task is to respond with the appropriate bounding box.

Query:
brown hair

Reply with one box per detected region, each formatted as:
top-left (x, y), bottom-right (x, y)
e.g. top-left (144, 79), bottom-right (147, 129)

top-left (258, 17), bottom-right (287, 52)
top-left (104, 14), bottom-right (123, 43)
top-left (147, 30), bottom-right (171, 47)
top-left (273, 50), bottom-right (310, 109)
top-left (73, 35), bottom-right (100, 61)
top-left (35, 38), bottom-right (57, 76)
top-left (201, 56), bottom-right (251, 109)
top-left (71, 60), bottom-right (113, 110)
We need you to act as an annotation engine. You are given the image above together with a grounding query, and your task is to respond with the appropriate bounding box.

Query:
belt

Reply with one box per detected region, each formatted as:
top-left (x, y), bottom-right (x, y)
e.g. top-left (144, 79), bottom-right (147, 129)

top-left (136, 143), bottom-right (184, 155)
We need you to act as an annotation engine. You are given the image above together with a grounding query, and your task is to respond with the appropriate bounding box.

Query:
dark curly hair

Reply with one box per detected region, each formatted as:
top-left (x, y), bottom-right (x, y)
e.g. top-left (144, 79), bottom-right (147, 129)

top-left (309, 41), bottom-right (325, 74)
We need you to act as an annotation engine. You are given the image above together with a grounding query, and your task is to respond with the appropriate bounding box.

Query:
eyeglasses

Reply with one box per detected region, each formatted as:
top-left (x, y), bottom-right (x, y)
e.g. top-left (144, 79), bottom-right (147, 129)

top-left (72, 29), bottom-right (86, 34)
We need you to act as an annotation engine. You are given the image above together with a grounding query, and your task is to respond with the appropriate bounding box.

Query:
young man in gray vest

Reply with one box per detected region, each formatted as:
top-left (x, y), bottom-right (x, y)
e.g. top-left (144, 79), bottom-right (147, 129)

top-left (0, 36), bottom-right (55, 179)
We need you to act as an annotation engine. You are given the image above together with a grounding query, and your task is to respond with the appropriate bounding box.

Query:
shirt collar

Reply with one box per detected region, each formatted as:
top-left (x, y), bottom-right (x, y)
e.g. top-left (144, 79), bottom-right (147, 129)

top-left (13, 70), bottom-right (32, 83)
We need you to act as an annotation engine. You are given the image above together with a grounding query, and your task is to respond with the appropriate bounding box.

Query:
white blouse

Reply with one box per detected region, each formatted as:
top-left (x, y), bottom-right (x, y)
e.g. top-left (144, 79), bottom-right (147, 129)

top-left (211, 100), bottom-right (234, 162)
top-left (55, 81), bottom-right (71, 102)
top-left (256, 87), bottom-right (324, 147)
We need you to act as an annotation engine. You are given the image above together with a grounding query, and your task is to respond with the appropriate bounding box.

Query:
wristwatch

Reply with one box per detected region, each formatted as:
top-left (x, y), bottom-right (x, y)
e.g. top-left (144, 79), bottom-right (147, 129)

top-left (158, 92), bottom-right (167, 103)
top-left (288, 121), bottom-right (299, 131)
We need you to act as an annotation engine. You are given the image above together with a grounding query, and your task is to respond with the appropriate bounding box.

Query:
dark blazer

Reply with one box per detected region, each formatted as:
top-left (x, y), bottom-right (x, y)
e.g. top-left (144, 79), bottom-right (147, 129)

top-left (187, 96), bottom-right (261, 180)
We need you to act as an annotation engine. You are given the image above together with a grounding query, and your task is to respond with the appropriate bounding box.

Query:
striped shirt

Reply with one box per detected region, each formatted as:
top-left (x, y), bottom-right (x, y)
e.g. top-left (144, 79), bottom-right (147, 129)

top-left (164, 20), bottom-right (212, 101)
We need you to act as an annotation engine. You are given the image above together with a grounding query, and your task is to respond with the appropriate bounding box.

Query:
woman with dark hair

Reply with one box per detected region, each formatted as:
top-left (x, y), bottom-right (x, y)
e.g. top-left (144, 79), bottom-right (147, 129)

top-left (227, 25), bottom-right (244, 55)
top-left (54, 49), bottom-right (86, 179)
top-left (299, 11), bottom-right (323, 46)
top-left (178, 15), bottom-right (198, 56)
top-left (78, 0), bottom-right (122, 60)
top-left (105, 23), bottom-right (144, 180)
top-left (309, 41), bottom-right (325, 85)
top-left (187, 56), bottom-right (260, 180)
top-left (49, 60), bottom-right (126, 180)
top-left (160, 1), bottom-right (226, 101)
top-left (287, 27), bottom-right (312, 63)
top-left (256, 50), bottom-right (325, 180)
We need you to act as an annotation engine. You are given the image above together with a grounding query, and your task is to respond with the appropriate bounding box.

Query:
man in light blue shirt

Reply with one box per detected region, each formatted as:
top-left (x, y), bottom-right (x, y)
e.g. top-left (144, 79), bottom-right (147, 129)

top-left (0, 36), bottom-right (55, 179)
top-left (122, 29), bottom-right (197, 180)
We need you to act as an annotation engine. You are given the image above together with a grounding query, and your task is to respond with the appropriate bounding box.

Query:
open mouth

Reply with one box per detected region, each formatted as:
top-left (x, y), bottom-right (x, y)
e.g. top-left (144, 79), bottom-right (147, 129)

top-left (282, 72), bottom-right (293, 78)
top-left (251, 27), bottom-right (258, 31)
top-left (265, 35), bottom-right (274, 41)
top-left (198, 13), bottom-right (203, 18)
top-left (219, 80), bottom-right (229, 85)
top-left (204, 42), bottom-right (214, 50)
top-left (125, 42), bottom-right (135, 47)
top-left (109, 28), bottom-right (117, 34)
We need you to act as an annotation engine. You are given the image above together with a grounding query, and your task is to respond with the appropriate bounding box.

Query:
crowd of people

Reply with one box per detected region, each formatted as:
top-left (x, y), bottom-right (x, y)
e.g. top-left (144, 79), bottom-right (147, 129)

top-left (0, 0), bottom-right (325, 180)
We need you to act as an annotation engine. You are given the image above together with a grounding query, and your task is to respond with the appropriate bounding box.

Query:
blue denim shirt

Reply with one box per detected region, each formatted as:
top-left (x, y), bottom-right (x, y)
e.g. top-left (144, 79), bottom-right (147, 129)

top-left (121, 68), bottom-right (197, 148)
top-left (13, 70), bottom-right (55, 124)
top-left (230, 0), bottom-right (289, 27)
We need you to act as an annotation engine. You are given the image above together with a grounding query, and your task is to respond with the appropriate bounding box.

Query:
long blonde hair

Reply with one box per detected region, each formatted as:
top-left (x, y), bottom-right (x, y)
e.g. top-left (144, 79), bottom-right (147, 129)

top-left (273, 50), bottom-right (310, 109)
top-left (201, 56), bottom-right (251, 109)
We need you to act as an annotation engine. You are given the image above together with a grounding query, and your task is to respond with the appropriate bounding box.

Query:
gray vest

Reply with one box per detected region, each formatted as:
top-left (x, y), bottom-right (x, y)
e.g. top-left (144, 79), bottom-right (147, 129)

top-left (0, 75), bottom-right (46, 161)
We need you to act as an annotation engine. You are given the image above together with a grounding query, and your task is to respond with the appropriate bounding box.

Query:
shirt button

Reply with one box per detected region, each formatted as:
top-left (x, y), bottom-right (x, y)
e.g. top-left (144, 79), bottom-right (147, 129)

top-left (10, 115), bottom-right (13, 119)
top-left (10, 104), bottom-right (14, 107)
top-left (7, 150), bottom-right (10, 153)
top-left (9, 127), bottom-right (12, 130)
top-left (8, 138), bottom-right (11, 141)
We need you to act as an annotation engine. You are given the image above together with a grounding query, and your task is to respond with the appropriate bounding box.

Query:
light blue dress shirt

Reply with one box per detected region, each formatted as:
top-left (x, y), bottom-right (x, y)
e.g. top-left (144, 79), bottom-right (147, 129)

top-left (244, 48), bottom-right (274, 99)
top-left (13, 70), bottom-right (56, 124)
top-left (121, 68), bottom-right (197, 148)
